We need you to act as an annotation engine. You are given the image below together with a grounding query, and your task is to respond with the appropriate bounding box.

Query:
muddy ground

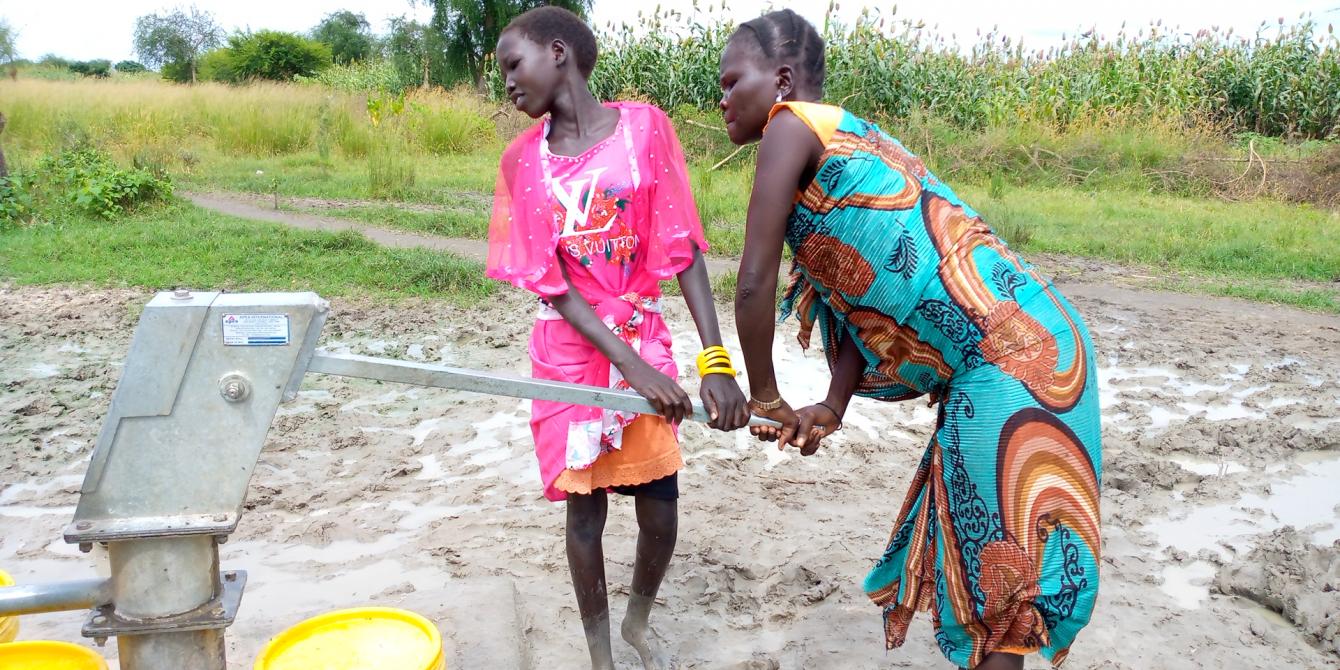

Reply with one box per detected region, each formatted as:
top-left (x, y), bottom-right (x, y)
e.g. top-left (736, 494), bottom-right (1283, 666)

top-left (1, 278), bottom-right (1338, 669)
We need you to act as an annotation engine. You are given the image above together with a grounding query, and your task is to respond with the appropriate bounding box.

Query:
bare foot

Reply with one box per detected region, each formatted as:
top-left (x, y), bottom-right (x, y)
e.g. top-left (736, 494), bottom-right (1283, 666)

top-left (620, 615), bottom-right (670, 670)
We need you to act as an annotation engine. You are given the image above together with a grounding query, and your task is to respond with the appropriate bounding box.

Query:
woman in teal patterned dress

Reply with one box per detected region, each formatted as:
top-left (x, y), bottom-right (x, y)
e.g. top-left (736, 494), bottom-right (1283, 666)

top-left (718, 10), bottom-right (1103, 670)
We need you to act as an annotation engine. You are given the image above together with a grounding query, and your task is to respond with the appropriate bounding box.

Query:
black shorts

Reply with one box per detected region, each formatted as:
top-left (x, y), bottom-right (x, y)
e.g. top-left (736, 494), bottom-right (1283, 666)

top-left (609, 472), bottom-right (679, 501)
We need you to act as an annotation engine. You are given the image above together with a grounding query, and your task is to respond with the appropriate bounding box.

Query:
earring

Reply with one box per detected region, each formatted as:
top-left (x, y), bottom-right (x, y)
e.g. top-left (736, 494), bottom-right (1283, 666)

top-left (775, 90), bottom-right (784, 103)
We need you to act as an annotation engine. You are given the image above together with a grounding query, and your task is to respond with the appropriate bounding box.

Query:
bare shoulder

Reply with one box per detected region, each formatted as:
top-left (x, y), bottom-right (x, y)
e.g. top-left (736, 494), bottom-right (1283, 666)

top-left (758, 107), bottom-right (823, 170)
top-left (762, 107), bottom-right (809, 139)
top-left (760, 108), bottom-right (822, 155)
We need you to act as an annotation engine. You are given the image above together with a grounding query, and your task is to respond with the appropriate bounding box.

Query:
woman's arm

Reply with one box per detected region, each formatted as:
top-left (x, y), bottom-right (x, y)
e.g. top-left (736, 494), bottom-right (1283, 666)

top-left (790, 332), bottom-right (864, 454)
top-left (733, 110), bottom-right (823, 443)
top-left (823, 332), bottom-right (865, 418)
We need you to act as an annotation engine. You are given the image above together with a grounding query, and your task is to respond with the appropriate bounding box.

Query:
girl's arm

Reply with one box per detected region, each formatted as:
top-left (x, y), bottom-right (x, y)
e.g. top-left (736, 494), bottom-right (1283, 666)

top-left (733, 109), bottom-right (823, 446)
top-left (548, 264), bottom-right (694, 424)
top-left (676, 245), bottom-right (750, 431)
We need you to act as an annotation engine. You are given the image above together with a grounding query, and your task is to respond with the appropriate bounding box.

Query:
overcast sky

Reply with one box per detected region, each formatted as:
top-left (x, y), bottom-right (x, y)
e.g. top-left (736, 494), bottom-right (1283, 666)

top-left (4, 0), bottom-right (1337, 63)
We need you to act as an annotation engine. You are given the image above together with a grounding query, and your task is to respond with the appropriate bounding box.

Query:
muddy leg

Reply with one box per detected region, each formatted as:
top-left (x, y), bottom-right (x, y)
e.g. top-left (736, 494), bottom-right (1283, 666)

top-left (567, 491), bottom-right (614, 670)
top-left (969, 652), bottom-right (1024, 670)
top-left (621, 495), bottom-right (677, 670)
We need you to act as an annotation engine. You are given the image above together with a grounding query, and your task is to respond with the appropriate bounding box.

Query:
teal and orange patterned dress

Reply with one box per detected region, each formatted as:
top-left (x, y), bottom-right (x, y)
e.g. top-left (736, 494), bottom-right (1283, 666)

top-left (770, 102), bottom-right (1101, 668)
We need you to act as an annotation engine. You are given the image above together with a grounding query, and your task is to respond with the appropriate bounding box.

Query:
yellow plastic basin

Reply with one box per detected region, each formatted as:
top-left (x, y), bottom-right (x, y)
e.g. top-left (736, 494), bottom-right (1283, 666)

top-left (0, 641), bottom-right (108, 670)
top-left (254, 607), bottom-right (444, 670)
top-left (0, 569), bottom-right (17, 643)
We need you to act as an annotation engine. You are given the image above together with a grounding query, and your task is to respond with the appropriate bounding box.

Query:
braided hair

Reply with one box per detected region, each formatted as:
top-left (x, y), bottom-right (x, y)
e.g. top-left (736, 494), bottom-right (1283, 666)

top-left (734, 9), bottom-right (826, 95)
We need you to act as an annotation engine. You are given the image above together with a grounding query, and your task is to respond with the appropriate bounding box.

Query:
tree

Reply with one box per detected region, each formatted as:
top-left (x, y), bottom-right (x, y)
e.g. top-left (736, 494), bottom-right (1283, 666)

top-left (420, 0), bottom-right (592, 89)
top-left (38, 54), bottom-right (71, 69)
top-left (115, 60), bottom-right (147, 73)
top-left (0, 18), bottom-right (17, 65)
top-left (311, 11), bottom-right (376, 65)
top-left (133, 6), bottom-right (222, 84)
top-left (69, 59), bottom-right (112, 78)
top-left (210, 31), bottom-right (332, 83)
top-left (192, 48), bottom-right (230, 82)
top-left (387, 16), bottom-right (444, 89)
top-left (0, 18), bottom-right (17, 81)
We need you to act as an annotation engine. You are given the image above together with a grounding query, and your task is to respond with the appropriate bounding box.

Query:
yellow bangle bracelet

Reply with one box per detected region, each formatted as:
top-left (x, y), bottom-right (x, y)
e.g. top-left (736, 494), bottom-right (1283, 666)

top-left (696, 346), bottom-right (734, 378)
top-left (698, 362), bottom-right (735, 377)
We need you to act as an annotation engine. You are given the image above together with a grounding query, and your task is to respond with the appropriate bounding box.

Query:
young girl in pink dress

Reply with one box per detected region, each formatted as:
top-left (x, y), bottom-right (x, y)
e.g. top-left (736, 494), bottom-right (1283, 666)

top-left (487, 7), bottom-right (749, 669)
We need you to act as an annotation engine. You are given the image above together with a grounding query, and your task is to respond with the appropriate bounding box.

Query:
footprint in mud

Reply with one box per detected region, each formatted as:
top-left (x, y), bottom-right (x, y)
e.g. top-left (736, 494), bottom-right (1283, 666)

top-left (679, 559), bottom-right (839, 629)
top-left (271, 414), bottom-right (313, 435)
top-left (329, 431), bottom-right (369, 451)
top-left (720, 655), bottom-right (780, 670)
top-left (1215, 528), bottom-right (1340, 656)
top-left (243, 484), bottom-right (284, 510)
top-left (762, 564), bottom-right (838, 619)
top-left (12, 398), bottom-right (51, 416)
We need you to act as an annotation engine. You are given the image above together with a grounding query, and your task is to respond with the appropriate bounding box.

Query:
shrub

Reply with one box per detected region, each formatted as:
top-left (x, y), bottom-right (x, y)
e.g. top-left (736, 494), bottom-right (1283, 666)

top-left (212, 31), bottom-right (333, 83)
top-left (295, 59), bottom-right (406, 92)
top-left (160, 60), bottom-right (193, 83)
top-left (68, 59), bottom-right (112, 78)
top-left (37, 54), bottom-right (71, 69)
top-left (406, 102), bottom-right (491, 155)
top-left (195, 48), bottom-right (232, 82)
top-left (0, 174), bottom-right (36, 225)
top-left (1, 146), bottom-right (173, 223)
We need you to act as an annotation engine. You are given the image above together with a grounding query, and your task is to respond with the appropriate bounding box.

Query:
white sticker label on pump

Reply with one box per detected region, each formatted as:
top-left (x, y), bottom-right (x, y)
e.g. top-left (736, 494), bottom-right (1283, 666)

top-left (222, 313), bottom-right (290, 346)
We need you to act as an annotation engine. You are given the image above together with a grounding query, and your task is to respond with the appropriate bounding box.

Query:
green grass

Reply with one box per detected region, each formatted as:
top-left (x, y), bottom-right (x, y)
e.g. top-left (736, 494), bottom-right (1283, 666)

top-left (261, 161), bottom-right (755, 256)
top-left (181, 150), bottom-right (499, 202)
top-left (182, 151), bottom-right (1340, 314)
top-left (1192, 281), bottom-right (1340, 312)
top-left (963, 184), bottom-right (1340, 283)
top-left (337, 161), bottom-right (1340, 286)
top-left (179, 147), bottom-right (754, 256)
top-left (0, 203), bottom-right (496, 302)
top-left (5, 68), bottom-right (1337, 313)
top-left (2, 195), bottom-right (1334, 312)
top-left (691, 165), bottom-right (752, 256)
top-left (183, 149), bottom-right (754, 255)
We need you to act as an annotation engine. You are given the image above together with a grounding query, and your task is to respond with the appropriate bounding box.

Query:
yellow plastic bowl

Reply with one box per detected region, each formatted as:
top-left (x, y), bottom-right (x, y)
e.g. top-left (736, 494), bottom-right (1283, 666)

top-left (254, 607), bottom-right (444, 670)
top-left (0, 568), bottom-right (17, 644)
top-left (0, 641), bottom-right (108, 670)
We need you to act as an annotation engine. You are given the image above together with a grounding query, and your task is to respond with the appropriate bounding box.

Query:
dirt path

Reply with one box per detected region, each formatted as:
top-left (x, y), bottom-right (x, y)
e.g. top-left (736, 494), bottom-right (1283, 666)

top-left (185, 189), bottom-right (1340, 315)
top-left (184, 191), bottom-right (494, 263)
top-left (2, 277), bottom-right (1338, 669)
top-left (183, 191), bottom-right (741, 277)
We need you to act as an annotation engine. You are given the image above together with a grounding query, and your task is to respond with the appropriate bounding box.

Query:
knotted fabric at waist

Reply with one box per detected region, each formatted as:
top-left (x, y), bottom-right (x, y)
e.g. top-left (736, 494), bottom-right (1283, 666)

top-left (537, 293), bottom-right (663, 334)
